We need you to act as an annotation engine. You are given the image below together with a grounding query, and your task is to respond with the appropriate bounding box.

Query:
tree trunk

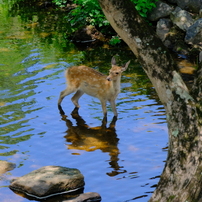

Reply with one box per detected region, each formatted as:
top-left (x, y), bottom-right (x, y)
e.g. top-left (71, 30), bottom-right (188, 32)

top-left (98, 0), bottom-right (202, 201)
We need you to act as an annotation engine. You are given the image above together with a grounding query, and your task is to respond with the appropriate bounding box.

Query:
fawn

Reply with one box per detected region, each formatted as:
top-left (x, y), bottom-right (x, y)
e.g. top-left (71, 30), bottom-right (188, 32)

top-left (58, 56), bottom-right (130, 117)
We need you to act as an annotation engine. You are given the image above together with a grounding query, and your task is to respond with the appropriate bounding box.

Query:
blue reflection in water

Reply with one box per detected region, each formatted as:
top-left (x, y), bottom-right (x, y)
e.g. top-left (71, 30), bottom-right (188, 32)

top-left (0, 19), bottom-right (168, 202)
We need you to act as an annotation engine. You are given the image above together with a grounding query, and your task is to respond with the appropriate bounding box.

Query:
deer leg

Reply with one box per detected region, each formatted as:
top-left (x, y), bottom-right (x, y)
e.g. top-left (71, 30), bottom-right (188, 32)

top-left (109, 100), bottom-right (118, 117)
top-left (100, 100), bottom-right (107, 117)
top-left (58, 87), bottom-right (75, 105)
top-left (71, 90), bottom-right (84, 108)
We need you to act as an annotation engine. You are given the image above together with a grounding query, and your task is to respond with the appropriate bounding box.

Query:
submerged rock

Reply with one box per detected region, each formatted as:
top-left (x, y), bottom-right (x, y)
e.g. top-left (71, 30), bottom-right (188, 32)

top-left (72, 25), bottom-right (106, 43)
top-left (0, 160), bottom-right (16, 175)
top-left (9, 166), bottom-right (85, 199)
top-left (64, 192), bottom-right (102, 202)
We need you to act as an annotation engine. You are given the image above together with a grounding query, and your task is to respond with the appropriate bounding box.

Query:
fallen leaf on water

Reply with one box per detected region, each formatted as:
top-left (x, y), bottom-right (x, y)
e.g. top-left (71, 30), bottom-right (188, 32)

top-left (0, 102), bottom-right (6, 106)
top-left (43, 63), bottom-right (57, 69)
top-left (39, 32), bottom-right (51, 38)
top-left (0, 48), bottom-right (10, 52)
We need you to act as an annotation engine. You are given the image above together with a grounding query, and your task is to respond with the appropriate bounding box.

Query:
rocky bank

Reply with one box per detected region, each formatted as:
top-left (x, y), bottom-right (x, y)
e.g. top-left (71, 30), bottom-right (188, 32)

top-left (148, 0), bottom-right (202, 59)
top-left (71, 0), bottom-right (202, 60)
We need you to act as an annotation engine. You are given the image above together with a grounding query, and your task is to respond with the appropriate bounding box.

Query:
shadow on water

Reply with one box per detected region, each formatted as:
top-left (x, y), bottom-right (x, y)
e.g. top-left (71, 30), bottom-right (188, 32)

top-left (11, 187), bottom-right (85, 202)
top-left (59, 107), bottom-right (127, 177)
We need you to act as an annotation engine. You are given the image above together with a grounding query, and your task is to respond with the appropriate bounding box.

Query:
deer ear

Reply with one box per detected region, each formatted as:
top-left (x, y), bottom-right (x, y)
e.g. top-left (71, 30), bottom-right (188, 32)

top-left (111, 56), bottom-right (116, 66)
top-left (121, 60), bottom-right (130, 71)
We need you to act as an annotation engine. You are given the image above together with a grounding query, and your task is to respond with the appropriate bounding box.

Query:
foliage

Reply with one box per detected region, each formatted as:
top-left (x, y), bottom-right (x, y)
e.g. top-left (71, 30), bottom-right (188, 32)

top-left (52, 0), bottom-right (158, 43)
top-left (53, 0), bottom-right (157, 29)
top-left (109, 36), bottom-right (121, 46)
top-left (131, 0), bottom-right (158, 17)
top-left (68, 0), bottom-right (109, 31)
top-left (52, 0), bottom-right (67, 7)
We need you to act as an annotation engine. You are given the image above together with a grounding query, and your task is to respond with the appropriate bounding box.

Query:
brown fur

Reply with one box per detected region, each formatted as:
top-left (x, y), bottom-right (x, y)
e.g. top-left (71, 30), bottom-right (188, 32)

top-left (58, 57), bottom-right (130, 117)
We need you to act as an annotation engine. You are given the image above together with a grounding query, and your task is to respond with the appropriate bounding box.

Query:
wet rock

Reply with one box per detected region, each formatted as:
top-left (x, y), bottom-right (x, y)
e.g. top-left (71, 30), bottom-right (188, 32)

top-left (156, 18), bottom-right (172, 41)
top-left (72, 25), bottom-right (106, 43)
top-left (148, 1), bottom-right (173, 21)
top-left (0, 160), bottom-right (16, 175)
top-left (185, 18), bottom-right (202, 45)
top-left (170, 7), bottom-right (194, 31)
top-left (173, 40), bottom-right (190, 56)
top-left (9, 166), bottom-right (85, 199)
top-left (167, 0), bottom-right (177, 4)
top-left (64, 3), bottom-right (77, 12)
top-left (176, 0), bottom-right (202, 13)
top-left (162, 25), bottom-right (185, 48)
top-left (64, 192), bottom-right (101, 202)
top-left (200, 51), bottom-right (202, 62)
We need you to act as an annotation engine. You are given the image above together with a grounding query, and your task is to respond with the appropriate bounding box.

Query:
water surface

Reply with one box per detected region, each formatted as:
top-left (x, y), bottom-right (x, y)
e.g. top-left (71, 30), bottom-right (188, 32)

top-left (0, 2), bottom-right (168, 201)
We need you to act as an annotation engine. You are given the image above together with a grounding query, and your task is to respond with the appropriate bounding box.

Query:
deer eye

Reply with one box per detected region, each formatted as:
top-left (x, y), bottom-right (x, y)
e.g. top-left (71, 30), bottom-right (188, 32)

top-left (116, 72), bottom-right (119, 75)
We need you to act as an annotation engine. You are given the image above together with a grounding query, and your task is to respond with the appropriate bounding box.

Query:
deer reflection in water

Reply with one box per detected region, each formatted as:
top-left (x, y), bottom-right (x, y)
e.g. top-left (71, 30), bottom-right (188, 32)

top-left (59, 106), bottom-right (126, 176)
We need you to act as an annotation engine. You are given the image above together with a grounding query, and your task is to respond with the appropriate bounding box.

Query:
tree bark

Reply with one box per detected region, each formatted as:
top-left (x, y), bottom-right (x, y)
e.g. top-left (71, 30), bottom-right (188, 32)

top-left (98, 0), bottom-right (202, 201)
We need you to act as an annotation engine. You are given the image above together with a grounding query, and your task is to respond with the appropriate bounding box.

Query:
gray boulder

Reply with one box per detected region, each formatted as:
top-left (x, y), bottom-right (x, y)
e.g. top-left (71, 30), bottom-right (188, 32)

top-left (9, 166), bottom-right (85, 199)
top-left (176, 0), bottom-right (202, 13)
top-left (156, 18), bottom-right (172, 41)
top-left (0, 160), bottom-right (16, 175)
top-left (148, 1), bottom-right (173, 21)
top-left (64, 192), bottom-right (101, 202)
top-left (185, 18), bottom-right (202, 45)
top-left (170, 7), bottom-right (194, 31)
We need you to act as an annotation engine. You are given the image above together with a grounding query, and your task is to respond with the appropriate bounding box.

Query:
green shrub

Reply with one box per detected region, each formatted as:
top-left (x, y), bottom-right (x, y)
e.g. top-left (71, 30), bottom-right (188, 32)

top-left (52, 0), bottom-right (67, 7)
top-left (68, 0), bottom-right (109, 30)
top-left (53, 0), bottom-right (157, 42)
top-left (132, 0), bottom-right (158, 17)
top-left (109, 36), bottom-right (121, 46)
top-left (53, 0), bottom-right (157, 28)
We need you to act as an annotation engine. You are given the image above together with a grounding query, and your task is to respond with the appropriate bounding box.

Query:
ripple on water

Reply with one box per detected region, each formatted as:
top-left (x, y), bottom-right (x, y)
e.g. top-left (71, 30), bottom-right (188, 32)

top-left (0, 23), bottom-right (168, 202)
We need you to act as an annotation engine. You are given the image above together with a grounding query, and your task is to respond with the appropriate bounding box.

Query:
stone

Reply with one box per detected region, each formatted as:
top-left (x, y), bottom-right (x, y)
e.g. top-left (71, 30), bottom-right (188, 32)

top-left (185, 18), bottom-right (202, 45)
top-left (170, 7), bottom-right (194, 31)
top-left (176, 0), bottom-right (202, 13)
top-left (159, 25), bottom-right (185, 49)
top-left (156, 18), bottom-right (172, 41)
top-left (167, 0), bottom-right (177, 4)
top-left (63, 192), bottom-right (102, 202)
top-left (148, 1), bottom-right (173, 21)
top-left (9, 166), bottom-right (85, 199)
top-left (173, 40), bottom-right (190, 56)
top-left (72, 25), bottom-right (105, 43)
top-left (200, 51), bottom-right (202, 62)
top-left (0, 160), bottom-right (16, 175)
top-left (200, 9), bottom-right (202, 17)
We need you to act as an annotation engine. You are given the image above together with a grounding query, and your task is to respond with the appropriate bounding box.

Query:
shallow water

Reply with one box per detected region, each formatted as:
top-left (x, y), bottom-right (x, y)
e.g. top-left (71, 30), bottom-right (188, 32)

top-left (0, 1), bottom-right (168, 202)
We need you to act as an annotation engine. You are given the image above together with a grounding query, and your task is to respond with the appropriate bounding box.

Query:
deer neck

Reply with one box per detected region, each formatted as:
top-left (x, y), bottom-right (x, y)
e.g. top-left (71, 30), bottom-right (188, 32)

top-left (111, 76), bottom-right (121, 93)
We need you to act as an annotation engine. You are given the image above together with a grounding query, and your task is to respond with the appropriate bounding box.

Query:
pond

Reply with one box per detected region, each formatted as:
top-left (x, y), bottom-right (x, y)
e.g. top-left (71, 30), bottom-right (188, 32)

top-left (0, 1), bottom-right (168, 201)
